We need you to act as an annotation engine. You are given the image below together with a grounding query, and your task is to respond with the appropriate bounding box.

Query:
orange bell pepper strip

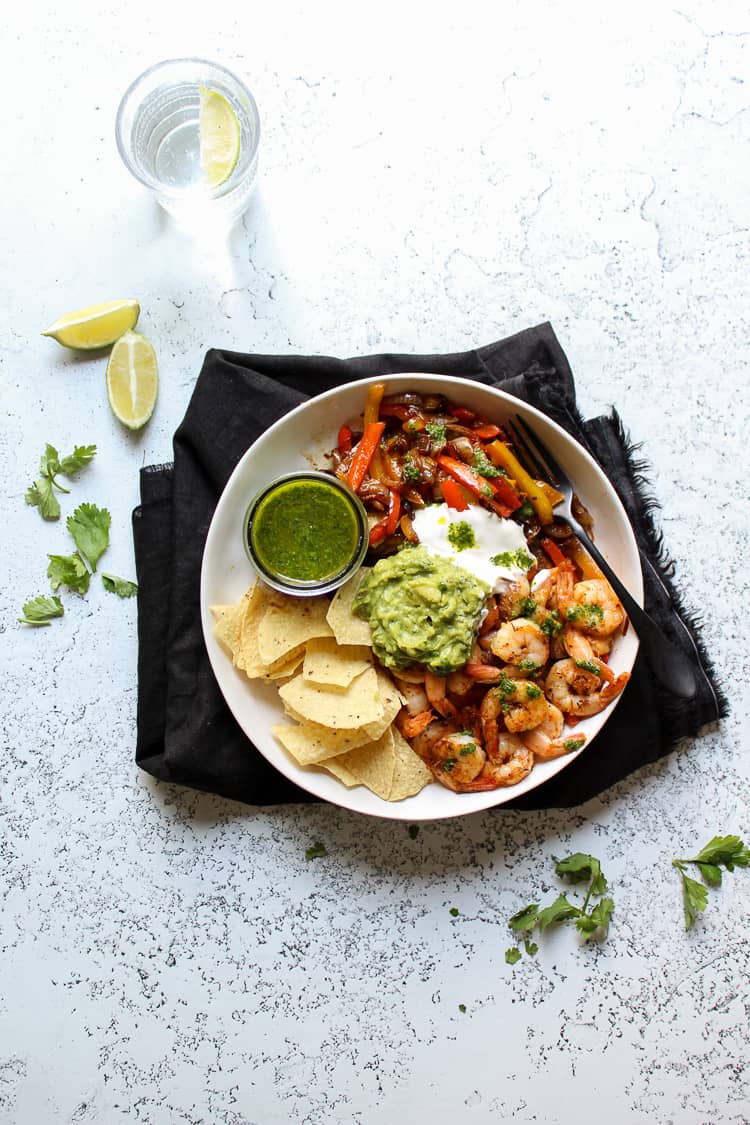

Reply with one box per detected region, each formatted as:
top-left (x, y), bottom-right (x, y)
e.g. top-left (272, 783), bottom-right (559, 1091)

top-left (484, 440), bottom-right (555, 526)
top-left (346, 422), bottom-right (386, 492)
top-left (440, 477), bottom-right (470, 511)
top-left (362, 382), bottom-right (386, 480)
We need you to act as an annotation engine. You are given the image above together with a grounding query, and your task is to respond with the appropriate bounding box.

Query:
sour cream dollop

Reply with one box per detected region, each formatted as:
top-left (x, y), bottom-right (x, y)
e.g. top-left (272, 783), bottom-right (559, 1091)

top-left (410, 503), bottom-right (533, 592)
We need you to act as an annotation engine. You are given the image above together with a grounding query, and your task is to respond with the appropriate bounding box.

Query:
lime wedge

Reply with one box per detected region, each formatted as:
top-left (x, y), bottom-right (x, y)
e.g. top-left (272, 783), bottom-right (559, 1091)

top-left (42, 298), bottom-right (140, 350)
top-left (105, 330), bottom-right (158, 430)
top-left (199, 84), bottom-right (241, 188)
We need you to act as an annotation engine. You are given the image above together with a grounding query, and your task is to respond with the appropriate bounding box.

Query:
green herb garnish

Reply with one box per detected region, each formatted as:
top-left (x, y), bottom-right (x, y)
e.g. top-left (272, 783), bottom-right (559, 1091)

top-left (507, 853), bottom-right (614, 962)
top-left (403, 455), bottom-right (420, 483)
top-left (18, 595), bottom-right (64, 627)
top-left (449, 907), bottom-right (460, 917)
top-left (47, 552), bottom-right (91, 594)
top-left (102, 573), bottom-right (138, 598)
top-left (490, 548), bottom-right (535, 570)
top-left (574, 659), bottom-right (602, 676)
top-left (472, 449), bottom-right (501, 478)
top-left (505, 947), bottom-right (522, 965)
top-left (447, 520), bottom-right (476, 551)
top-left (672, 835), bottom-right (750, 929)
top-left (67, 503), bottom-right (111, 571)
top-left (25, 443), bottom-right (97, 520)
top-left (305, 842), bottom-right (327, 861)
top-left (425, 422), bottom-right (446, 448)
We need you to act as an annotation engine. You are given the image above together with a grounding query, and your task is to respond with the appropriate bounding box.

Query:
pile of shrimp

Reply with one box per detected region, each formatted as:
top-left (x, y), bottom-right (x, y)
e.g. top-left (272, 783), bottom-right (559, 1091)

top-left (393, 564), bottom-right (630, 793)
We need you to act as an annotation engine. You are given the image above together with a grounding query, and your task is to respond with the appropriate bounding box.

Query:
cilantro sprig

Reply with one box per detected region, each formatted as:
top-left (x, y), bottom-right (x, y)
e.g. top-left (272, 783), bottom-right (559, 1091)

top-left (672, 835), bottom-right (750, 930)
top-left (506, 853), bottom-right (614, 962)
top-left (25, 443), bottom-right (97, 520)
top-left (18, 595), bottom-right (64, 627)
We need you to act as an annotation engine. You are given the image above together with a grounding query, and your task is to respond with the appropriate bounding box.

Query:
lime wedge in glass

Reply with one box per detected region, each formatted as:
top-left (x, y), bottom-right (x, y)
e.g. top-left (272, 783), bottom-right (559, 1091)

top-left (199, 85), bottom-right (241, 188)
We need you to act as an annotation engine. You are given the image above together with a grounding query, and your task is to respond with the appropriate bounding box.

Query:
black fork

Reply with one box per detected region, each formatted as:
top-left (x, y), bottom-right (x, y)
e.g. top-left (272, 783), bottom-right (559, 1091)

top-left (505, 414), bottom-right (698, 699)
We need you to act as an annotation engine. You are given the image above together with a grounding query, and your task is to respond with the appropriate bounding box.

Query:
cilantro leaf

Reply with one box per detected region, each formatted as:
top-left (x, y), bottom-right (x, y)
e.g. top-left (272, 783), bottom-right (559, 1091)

top-left (690, 835), bottom-right (750, 871)
top-left (47, 553), bottom-right (91, 594)
top-left (305, 842), bottom-right (327, 860)
top-left (25, 442), bottom-right (95, 520)
top-left (505, 947), bottom-right (522, 965)
top-left (18, 595), bottom-right (64, 626)
top-left (26, 478), bottom-right (61, 520)
top-left (576, 897), bottom-right (615, 941)
top-left (672, 835), bottom-right (749, 929)
top-left (66, 503), bottom-right (110, 571)
top-left (523, 939), bottom-right (539, 957)
top-left (537, 893), bottom-right (580, 932)
top-left (677, 869), bottom-right (709, 930)
top-left (508, 903), bottom-right (539, 934)
top-left (102, 573), bottom-right (138, 598)
top-left (449, 907), bottom-right (460, 917)
top-left (59, 445), bottom-right (97, 475)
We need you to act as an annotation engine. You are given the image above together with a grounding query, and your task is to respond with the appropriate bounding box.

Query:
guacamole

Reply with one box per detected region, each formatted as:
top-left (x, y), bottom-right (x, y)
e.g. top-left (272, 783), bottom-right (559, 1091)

top-left (352, 545), bottom-right (489, 674)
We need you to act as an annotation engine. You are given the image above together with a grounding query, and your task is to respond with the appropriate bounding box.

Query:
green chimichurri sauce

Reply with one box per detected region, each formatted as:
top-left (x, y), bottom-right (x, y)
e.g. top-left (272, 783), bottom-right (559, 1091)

top-left (249, 479), bottom-right (361, 582)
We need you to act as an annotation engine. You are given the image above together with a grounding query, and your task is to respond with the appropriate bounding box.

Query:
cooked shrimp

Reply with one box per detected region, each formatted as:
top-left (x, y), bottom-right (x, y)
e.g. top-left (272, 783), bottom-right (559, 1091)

top-left (477, 738), bottom-right (534, 787)
top-left (490, 617), bottom-right (549, 673)
top-left (494, 575), bottom-right (532, 622)
top-left (425, 670), bottom-right (459, 719)
top-left (420, 730), bottom-right (488, 793)
top-left (562, 625), bottom-right (612, 676)
top-left (545, 658), bottom-right (629, 717)
top-left (394, 676), bottom-right (429, 715)
top-left (480, 677), bottom-right (549, 756)
top-left (521, 700), bottom-right (587, 761)
top-left (565, 578), bottom-right (625, 637)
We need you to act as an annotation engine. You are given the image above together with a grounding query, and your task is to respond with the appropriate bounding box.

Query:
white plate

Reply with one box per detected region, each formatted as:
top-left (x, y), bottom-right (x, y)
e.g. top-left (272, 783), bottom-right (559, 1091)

top-left (200, 374), bottom-right (642, 820)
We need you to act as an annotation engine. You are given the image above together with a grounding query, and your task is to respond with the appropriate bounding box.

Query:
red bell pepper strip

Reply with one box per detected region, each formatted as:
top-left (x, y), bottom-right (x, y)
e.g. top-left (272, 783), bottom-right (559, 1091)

top-left (540, 537), bottom-right (568, 567)
top-left (337, 424), bottom-right (353, 454)
top-left (369, 492), bottom-right (401, 546)
top-left (438, 455), bottom-right (521, 513)
top-left (488, 473), bottom-right (522, 512)
top-left (440, 477), bottom-right (470, 511)
top-left (384, 489), bottom-right (401, 535)
top-left (451, 406), bottom-right (477, 423)
top-left (472, 423), bottom-right (501, 440)
top-left (346, 422), bottom-right (385, 492)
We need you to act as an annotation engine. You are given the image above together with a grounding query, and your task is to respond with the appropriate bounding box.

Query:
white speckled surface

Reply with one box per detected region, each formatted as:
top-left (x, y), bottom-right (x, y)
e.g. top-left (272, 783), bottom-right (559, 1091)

top-left (1, 2), bottom-right (748, 1122)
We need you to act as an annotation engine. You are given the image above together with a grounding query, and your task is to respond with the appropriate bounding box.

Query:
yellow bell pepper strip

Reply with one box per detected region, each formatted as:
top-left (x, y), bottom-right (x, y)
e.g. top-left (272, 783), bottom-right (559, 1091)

top-left (566, 536), bottom-right (605, 580)
top-left (363, 382), bottom-right (386, 480)
top-left (484, 440), bottom-right (555, 526)
top-left (346, 422), bottom-right (386, 493)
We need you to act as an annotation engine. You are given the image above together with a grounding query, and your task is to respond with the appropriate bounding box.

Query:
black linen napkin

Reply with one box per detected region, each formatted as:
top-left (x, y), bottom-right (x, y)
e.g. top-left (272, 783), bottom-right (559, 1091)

top-left (132, 323), bottom-right (726, 810)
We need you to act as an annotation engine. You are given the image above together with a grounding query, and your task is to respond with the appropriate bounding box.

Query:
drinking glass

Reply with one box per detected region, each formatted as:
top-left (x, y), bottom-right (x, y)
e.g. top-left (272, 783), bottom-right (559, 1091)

top-left (115, 58), bottom-right (260, 227)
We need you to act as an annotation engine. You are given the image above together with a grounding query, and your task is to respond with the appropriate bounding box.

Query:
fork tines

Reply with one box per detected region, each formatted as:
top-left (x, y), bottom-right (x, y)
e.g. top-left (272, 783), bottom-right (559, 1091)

top-left (505, 414), bottom-right (564, 487)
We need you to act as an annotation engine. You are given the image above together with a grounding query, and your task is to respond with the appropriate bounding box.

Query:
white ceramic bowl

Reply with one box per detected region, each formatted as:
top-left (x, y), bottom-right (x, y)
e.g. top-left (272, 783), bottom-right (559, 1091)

top-left (200, 374), bottom-right (642, 820)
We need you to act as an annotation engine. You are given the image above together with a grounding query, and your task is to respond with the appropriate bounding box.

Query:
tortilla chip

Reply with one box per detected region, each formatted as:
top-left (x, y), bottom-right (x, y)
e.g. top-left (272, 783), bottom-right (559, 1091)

top-left (278, 666), bottom-right (383, 730)
top-left (210, 602), bottom-right (245, 658)
top-left (389, 727), bottom-right (432, 800)
top-left (235, 582), bottom-right (287, 676)
top-left (361, 669), bottom-right (404, 739)
top-left (257, 596), bottom-right (333, 667)
top-left (326, 569), bottom-right (372, 645)
top-left (272, 721), bottom-right (375, 764)
top-left (303, 637), bottom-right (372, 688)
top-left (319, 758), bottom-right (360, 788)
top-left (335, 728), bottom-right (396, 800)
top-left (266, 648), bottom-right (305, 679)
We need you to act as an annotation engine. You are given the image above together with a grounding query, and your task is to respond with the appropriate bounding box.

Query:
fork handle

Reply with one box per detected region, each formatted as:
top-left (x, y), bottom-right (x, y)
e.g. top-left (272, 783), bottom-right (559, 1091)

top-left (566, 522), bottom-right (698, 699)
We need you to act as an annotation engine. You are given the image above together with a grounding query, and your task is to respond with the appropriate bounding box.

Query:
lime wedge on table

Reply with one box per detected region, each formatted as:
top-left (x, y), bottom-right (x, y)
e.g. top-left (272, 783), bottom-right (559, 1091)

top-left (199, 85), bottom-right (241, 188)
top-left (42, 298), bottom-right (140, 350)
top-left (106, 330), bottom-right (158, 430)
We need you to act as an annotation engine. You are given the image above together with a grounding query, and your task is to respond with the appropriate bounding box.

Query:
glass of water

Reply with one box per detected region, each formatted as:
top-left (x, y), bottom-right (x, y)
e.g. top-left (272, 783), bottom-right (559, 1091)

top-left (115, 58), bottom-right (260, 227)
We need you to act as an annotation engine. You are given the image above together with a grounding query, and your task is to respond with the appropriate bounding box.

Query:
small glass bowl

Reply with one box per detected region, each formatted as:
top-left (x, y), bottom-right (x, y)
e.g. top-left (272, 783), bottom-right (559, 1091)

top-left (243, 471), bottom-right (369, 596)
